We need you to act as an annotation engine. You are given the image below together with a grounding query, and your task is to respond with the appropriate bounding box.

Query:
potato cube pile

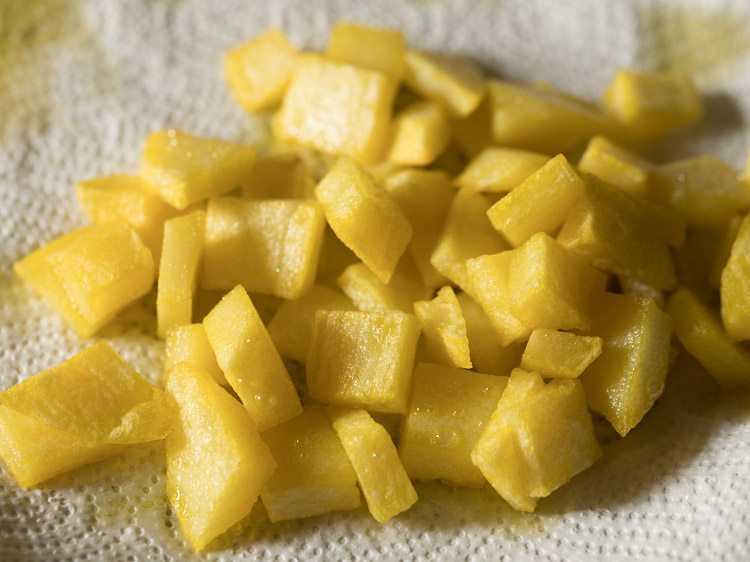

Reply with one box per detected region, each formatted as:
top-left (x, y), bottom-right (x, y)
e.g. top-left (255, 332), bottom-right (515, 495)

top-left (4, 21), bottom-right (750, 553)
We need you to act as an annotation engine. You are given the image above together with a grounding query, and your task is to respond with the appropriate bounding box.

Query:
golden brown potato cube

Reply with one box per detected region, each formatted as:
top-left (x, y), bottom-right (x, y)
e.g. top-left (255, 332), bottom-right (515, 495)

top-left (455, 147), bottom-right (549, 193)
top-left (413, 286), bottom-right (472, 369)
top-left (165, 323), bottom-right (226, 386)
top-left (521, 329), bottom-right (602, 379)
top-left (386, 100), bottom-right (451, 166)
top-left (327, 22), bottom-right (406, 82)
top-left (577, 136), bottom-right (652, 197)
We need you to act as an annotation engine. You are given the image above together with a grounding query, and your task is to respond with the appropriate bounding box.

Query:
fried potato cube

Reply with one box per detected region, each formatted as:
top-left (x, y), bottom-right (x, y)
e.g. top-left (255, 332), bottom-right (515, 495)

top-left (267, 285), bottom-right (354, 363)
top-left (14, 223), bottom-right (154, 338)
top-left (404, 50), bottom-right (485, 117)
top-left (472, 370), bottom-right (601, 512)
top-left (455, 147), bottom-right (548, 193)
top-left (521, 330), bottom-right (602, 379)
top-left (327, 22), bottom-right (406, 82)
top-left (577, 136), bottom-right (652, 197)
top-left (274, 55), bottom-right (396, 163)
top-left (328, 408), bottom-right (417, 523)
top-left (509, 233), bottom-right (607, 331)
top-left (456, 292), bottom-right (525, 375)
top-left (200, 197), bottom-right (325, 300)
top-left (141, 129), bottom-right (257, 210)
top-left (385, 169), bottom-right (453, 288)
top-left (315, 157), bottom-right (412, 283)
top-left (241, 154), bottom-right (315, 199)
top-left (557, 176), bottom-right (676, 290)
top-left (165, 324), bottom-right (226, 386)
top-left (602, 70), bottom-right (702, 140)
top-left (386, 101), bottom-right (451, 166)
top-left (75, 174), bottom-right (178, 261)
top-left (431, 189), bottom-right (509, 291)
top-left (669, 287), bottom-right (750, 388)
top-left (165, 363), bottom-right (275, 552)
top-left (710, 214), bottom-right (743, 290)
top-left (414, 286), bottom-right (472, 369)
top-left (653, 155), bottom-right (750, 226)
top-left (337, 256), bottom-right (429, 313)
top-left (157, 210), bottom-right (205, 338)
top-left (260, 407), bottom-right (360, 522)
top-left (306, 310), bottom-right (420, 414)
top-left (489, 81), bottom-right (612, 153)
top-left (0, 342), bottom-right (170, 488)
top-left (487, 154), bottom-right (585, 247)
top-left (203, 286), bottom-right (302, 430)
top-left (398, 363), bottom-right (508, 488)
top-left (224, 28), bottom-right (298, 113)
top-left (721, 215), bottom-right (750, 340)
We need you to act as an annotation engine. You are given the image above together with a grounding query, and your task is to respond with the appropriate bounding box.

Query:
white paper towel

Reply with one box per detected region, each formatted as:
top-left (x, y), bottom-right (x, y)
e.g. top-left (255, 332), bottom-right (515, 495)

top-left (1, 0), bottom-right (750, 560)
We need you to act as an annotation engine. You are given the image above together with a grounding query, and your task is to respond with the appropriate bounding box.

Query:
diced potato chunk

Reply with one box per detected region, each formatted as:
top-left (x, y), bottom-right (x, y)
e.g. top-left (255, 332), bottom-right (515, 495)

top-left (399, 363), bottom-right (508, 488)
top-left (404, 50), bottom-right (485, 117)
top-left (75, 174), bottom-right (178, 261)
top-left (141, 129), bottom-right (257, 210)
top-left (431, 189), bottom-right (509, 291)
top-left (414, 286), bottom-right (472, 369)
top-left (306, 310), bottom-right (420, 413)
top-left (14, 223), bottom-right (154, 338)
top-left (721, 215), bottom-right (750, 340)
top-left (710, 214), bottom-right (743, 290)
top-left (457, 292), bottom-right (525, 375)
top-left (328, 408), bottom-right (417, 523)
top-left (242, 154), bottom-right (315, 199)
top-left (602, 70), bottom-right (702, 140)
top-left (315, 157), bottom-right (412, 283)
top-left (200, 197), bottom-right (325, 300)
top-left (487, 154), bottom-right (584, 247)
top-left (558, 177), bottom-right (676, 290)
top-left (521, 330), bottom-right (602, 379)
top-left (260, 407), bottom-right (360, 522)
top-left (509, 233), bottom-right (607, 331)
top-left (653, 155), bottom-right (750, 226)
top-left (489, 81), bottom-right (612, 153)
top-left (577, 136), bottom-right (652, 197)
top-left (224, 28), bottom-right (299, 112)
top-left (165, 324), bottom-right (226, 386)
top-left (165, 363), bottom-right (275, 552)
top-left (385, 169), bottom-right (453, 288)
top-left (327, 22), bottom-right (406, 82)
top-left (386, 101), bottom-right (451, 166)
top-left (455, 147), bottom-right (548, 193)
top-left (0, 342), bottom-right (170, 487)
top-left (581, 293), bottom-right (671, 436)
top-left (472, 370), bottom-right (601, 512)
top-left (274, 55), bottom-right (396, 163)
top-left (267, 285), bottom-right (354, 363)
top-left (669, 288), bottom-right (750, 388)
top-left (157, 210), bottom-right (205, 338)
top-left (337, 256), bottom-right (429, 313)
top-left (203, 286), bottom-right (302, 430)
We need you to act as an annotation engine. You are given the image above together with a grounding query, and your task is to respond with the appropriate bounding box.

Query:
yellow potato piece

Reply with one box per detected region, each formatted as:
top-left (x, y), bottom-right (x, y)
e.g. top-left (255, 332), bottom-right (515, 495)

top-left (165, 324), bottom-right (227, 386)
top-left (602, 70), bottom-right (703, 140)
top-left (165, 363), bottom-right (275, 552)
top-left (0, 342), bottom-right (170, 488)
top-left (241, 153), bottom-right (315, 199)
top-left (306, 310), bottom-right (420, 414)
top-left (577, 136), bottom-right (652, 197)
top-left (327, 22), bottom-right (406, 82)
top-left (260, 407), bottom-right (361, 522)
top-left (200, 197), bottom-right (325, 300)
top-left (413, 286), bottom-right (472, 369)
top-left (14, 223), bottom-right (154, 338)
top-left (157, 210), bottom-right (205, 338)
top-left (399, 363), bottom-right (508, 488)
top-left (710, 214), bottom-right (743, 290)
top-left (721, 215), bottom-right (750, 341)
top-left (274, 55), bottom-right (396, 163)
top-left (203, 286), bottom-right (302, 430)
top-left (453, 96), bottom-right (492, 158)
top-left (315, 156), bottom-right (412, 283)
top-left (404, 50), bottom-right (485, 118)
top-left (386, 100), bottom-right (451, 166)
top-left (487, 154), bottom-right (585, 247)
top-left (141, 129), bottom-right (257, 210)
top-left (328, 408), bottom-right (417, 523)
top-left (455, 147), bottom-right (549, 193)
top-left (521, 329), bottom-right (602, 379)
